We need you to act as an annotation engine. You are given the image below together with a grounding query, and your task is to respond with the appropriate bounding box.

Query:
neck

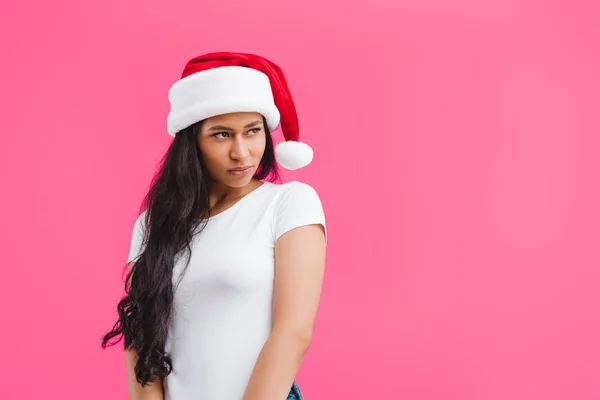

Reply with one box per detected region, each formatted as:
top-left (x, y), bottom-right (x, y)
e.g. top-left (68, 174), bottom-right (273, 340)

top-left (208, 178), bottom-right (262, 209)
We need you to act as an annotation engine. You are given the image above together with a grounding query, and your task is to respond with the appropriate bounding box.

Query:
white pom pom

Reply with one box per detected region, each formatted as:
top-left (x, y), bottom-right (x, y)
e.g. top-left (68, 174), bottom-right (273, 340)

top-left (275, 141), bottom-right (314, 170)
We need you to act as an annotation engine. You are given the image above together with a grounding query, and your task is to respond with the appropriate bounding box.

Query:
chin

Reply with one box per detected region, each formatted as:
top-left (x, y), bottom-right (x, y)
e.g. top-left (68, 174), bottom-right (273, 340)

top-left (223, 175), bottom-right (254, 188)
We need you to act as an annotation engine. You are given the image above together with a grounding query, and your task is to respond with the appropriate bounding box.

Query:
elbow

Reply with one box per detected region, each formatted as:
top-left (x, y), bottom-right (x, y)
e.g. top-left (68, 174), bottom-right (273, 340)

top-left (274, 326), bottom-right (313, 352)
top-left (295, 329), bottom-right (313, 350)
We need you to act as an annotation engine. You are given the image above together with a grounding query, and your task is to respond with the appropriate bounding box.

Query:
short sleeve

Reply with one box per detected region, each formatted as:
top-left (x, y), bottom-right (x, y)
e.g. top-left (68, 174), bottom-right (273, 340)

top-left (127, 210), bottom-right (148, 264)
top-left (273, 181), bottom-right (327, 244)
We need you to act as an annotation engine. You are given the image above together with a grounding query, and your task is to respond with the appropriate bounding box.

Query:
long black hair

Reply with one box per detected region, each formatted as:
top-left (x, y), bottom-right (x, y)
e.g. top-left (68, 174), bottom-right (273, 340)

top-left (101, 117), bottom-right (280, 386)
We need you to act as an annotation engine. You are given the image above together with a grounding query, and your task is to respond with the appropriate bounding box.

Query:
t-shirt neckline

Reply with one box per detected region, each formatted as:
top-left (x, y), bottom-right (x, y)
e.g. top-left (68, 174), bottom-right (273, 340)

top-left (207, 181), bottom-right (271, 221)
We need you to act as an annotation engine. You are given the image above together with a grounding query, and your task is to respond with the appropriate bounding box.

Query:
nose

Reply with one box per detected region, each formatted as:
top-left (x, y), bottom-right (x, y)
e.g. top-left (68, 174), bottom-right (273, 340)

top-left (230, 136), bottom-right (249, 161)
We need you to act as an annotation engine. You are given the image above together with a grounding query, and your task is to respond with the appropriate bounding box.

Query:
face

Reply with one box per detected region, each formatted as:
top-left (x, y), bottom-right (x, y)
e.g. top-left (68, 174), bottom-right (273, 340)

top-left (197, 112), bottom-right (267, 189)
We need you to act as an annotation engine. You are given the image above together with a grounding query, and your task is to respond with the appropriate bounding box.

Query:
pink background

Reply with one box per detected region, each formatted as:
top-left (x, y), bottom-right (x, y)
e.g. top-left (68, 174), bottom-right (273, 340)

top-left (1, 0), bottom-right (599, 399)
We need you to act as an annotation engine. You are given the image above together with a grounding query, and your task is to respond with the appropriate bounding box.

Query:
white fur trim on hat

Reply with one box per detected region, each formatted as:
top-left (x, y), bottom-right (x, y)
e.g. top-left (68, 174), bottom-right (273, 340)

top-left (275, 141), bottom-right (314, 170)
top-left (167, 66), bottom-right (280, 136)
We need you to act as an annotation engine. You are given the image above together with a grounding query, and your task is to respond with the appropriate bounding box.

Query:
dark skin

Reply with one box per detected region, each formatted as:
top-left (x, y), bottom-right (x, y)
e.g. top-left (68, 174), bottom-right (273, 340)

top-left (197, 111), bottom-right (267, 217)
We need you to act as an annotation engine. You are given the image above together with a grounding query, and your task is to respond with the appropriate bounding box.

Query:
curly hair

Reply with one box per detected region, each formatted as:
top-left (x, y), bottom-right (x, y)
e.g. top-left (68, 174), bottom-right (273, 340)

top-left (101, 117), bottom-right (280, 385)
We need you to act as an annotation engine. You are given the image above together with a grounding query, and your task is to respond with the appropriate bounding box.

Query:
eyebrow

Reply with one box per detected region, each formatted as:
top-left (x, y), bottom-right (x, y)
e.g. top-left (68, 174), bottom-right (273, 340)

top-left (207, 120), bottom-right (263, 131)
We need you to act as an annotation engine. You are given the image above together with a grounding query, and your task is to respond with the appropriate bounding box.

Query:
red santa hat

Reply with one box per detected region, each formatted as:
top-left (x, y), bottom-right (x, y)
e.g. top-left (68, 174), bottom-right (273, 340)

top-left (166, 52), bottom-right (313, 170)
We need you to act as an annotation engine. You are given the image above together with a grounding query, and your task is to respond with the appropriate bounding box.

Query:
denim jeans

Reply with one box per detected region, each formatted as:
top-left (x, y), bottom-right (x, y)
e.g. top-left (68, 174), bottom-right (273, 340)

top-left (286, 381), bottom-right (304, 400)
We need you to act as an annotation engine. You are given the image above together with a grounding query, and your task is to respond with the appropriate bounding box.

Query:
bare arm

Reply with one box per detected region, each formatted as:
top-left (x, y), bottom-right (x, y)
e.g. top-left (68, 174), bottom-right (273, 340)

top-left (242, 224), bottom-right (326, 400)
top-left (126, 261), bottom-right (164, 400)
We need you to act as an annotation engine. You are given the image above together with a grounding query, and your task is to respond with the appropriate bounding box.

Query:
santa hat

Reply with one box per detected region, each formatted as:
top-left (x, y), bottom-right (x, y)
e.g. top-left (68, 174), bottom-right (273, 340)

top-left (166, 52), bottom-right (313, 170)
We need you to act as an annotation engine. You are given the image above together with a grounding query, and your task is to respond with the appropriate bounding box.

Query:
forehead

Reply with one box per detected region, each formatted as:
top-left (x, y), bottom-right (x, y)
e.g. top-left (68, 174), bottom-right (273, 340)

top-left (202, 112), bottom-right (263, 128)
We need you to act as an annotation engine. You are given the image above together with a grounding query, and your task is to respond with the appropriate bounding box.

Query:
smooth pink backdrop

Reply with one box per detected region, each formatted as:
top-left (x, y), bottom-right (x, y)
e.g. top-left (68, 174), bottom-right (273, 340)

top-left (1, 0), bottom-right (599, 399)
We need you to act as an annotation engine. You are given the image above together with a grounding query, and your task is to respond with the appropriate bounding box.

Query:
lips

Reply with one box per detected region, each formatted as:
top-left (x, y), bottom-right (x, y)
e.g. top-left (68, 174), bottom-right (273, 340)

top-left (228, 166), bottom-right (252, 172)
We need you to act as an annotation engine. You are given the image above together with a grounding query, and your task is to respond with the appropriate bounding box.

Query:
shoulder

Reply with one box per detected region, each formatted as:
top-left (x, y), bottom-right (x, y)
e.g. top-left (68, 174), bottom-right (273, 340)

top-left (270, 180), bottom-right (327, 242)
top-left (273, 180), bottom-right (322, 202)
top-left (268, 180), bottom-right (325, 216)
top-left (128, 209), bottom-right (149, 264)
top-left (133, 209), bottom-right (149, 231)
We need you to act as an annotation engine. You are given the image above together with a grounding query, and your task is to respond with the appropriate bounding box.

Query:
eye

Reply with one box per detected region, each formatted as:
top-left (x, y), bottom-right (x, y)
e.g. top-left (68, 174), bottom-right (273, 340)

top-left (212, 132), bottom-right (230, 139)
top-left (247, 128), bottom-right (262, 136)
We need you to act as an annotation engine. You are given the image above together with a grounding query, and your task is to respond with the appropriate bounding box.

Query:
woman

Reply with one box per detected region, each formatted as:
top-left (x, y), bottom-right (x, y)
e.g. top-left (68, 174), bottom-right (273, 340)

top-left (102, 52), bottom-right (327, 400)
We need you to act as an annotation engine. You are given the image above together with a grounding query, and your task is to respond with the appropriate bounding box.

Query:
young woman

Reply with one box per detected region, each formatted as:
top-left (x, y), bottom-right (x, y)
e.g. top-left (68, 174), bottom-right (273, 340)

top-left (102, 52), bottom-right (327, 400)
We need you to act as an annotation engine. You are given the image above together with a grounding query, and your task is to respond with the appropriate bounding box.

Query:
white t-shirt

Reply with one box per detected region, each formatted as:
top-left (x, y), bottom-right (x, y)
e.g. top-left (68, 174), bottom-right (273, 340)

top-left (127, 180), bottom-right (326, 400)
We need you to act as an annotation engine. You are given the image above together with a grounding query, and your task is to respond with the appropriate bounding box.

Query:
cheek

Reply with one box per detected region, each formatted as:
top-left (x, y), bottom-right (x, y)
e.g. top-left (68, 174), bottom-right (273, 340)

top-left (251, 135), bottom-right (267, 157)
top-left (199, 141), bottom-right (228, 166)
